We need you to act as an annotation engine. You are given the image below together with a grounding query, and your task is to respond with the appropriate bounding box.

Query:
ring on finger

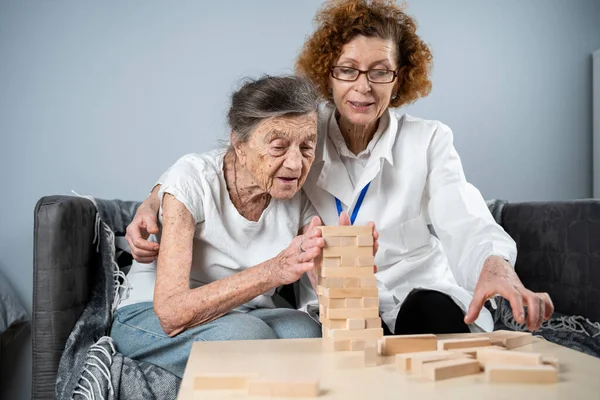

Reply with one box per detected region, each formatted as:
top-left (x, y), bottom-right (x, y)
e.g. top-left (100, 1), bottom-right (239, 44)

top-left (299, 241), bottom-right (306, 253)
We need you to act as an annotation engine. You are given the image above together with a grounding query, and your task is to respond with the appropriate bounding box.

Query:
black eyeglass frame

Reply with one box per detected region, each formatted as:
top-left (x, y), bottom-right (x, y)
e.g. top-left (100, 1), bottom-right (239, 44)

top-left (330, 66), bottom-right (398, 83)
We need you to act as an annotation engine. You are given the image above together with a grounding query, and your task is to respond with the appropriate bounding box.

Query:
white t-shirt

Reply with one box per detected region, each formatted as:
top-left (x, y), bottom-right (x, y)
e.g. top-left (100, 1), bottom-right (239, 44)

top-left (118, 149), bottom-right (317, 311)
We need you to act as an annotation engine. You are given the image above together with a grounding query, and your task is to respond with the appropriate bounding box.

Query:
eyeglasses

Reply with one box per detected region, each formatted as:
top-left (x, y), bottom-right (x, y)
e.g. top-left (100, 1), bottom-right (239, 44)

top-left (330, 66), bottom-right (398, 83)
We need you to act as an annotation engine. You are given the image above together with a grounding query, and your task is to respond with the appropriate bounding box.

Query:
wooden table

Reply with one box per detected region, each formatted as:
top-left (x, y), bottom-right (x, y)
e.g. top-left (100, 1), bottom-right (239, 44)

top-left (178, 335), bottom-right (600, 399)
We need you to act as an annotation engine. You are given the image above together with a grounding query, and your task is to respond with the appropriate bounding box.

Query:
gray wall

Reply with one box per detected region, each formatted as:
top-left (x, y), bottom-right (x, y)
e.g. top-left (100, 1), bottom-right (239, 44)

top-left (1, 1), bottom-right (599, 398)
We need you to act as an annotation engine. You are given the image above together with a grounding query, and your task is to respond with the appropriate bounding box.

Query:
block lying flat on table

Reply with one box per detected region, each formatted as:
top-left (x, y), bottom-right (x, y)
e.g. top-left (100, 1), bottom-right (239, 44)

top-left (320, 226), bottom-right (372, 236)
top-left (247, 379), bottom-right (320, 397)
top-left (488, 330), bottom-right (533, 349)
top-left (477, 349), bottom-right (543, 366)
top-left (411, 352), bottom-right (473, 374)
top-left (421, 358), bottom-right (481, 381)
top-left (382, 334), bottom-right (437, 355)
top-left (485, 364), bottom-right (558, 383)
top-left (194, 374), bottom-right (253, 390)
top-left (450, 345), bottom-right (506, 357)
top-left (396, 350), bottom-right (460, 371)
top-left (437, 337), bottom-right (491, 350)
top-left (541, 355), bottom-right (559, 367)
top-left (324, 287), bottom-right (378, 298)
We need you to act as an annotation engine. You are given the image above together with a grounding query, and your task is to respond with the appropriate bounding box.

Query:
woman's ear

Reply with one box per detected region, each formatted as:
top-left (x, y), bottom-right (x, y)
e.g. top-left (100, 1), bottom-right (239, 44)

top-left (230, 132), bottom-right (247, 165)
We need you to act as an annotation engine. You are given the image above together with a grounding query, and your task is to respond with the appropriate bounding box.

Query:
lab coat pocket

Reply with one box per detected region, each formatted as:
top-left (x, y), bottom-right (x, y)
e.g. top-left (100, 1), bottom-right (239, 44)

top-left (400, 214), bottom-right (431, 252)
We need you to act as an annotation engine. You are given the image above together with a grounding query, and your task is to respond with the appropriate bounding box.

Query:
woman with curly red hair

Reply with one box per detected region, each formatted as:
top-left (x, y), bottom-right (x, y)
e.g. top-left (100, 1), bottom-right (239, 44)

top-left (127, 0), bottom-right (553, 336)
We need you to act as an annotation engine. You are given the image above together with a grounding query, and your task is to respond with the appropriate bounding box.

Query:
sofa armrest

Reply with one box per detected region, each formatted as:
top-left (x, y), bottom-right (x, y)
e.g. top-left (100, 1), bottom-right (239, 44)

top-left (33, 195), bottom-right (98, 400)
top-left (501, 200), bottom-right (600, 322)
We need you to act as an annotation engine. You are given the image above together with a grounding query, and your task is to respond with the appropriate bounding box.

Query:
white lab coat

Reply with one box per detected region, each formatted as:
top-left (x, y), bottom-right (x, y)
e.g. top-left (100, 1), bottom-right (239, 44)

top-left (300, 103), bottom-right (517, 332)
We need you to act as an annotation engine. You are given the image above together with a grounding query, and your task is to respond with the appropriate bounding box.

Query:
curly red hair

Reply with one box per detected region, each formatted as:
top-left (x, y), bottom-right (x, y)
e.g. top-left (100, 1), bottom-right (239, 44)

top-left (296, 0), bottom-right (433, 108)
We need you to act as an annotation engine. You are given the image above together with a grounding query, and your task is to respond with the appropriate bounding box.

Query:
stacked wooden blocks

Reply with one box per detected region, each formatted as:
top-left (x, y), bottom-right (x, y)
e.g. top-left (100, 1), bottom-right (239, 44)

top-left (317, 226), bottom-right (383, 353)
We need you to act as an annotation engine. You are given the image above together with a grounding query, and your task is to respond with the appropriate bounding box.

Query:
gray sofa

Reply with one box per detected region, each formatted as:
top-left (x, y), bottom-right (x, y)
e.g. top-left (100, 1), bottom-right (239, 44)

top-left (32, 196), bottom-right (600, 399)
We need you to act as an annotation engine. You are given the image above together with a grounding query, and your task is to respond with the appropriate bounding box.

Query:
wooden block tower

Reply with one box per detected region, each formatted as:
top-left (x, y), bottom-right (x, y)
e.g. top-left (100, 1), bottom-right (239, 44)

top-left (316, 226), bottom-right (383, 351)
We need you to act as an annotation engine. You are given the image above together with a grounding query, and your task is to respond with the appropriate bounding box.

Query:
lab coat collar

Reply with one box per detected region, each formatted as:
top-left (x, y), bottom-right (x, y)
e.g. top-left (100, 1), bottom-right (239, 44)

top-left (314, 103), bottom-right (399, 205)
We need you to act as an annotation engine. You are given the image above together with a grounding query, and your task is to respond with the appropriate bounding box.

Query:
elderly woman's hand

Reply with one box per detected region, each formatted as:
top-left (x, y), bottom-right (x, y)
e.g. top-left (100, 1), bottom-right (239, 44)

top-left (464, 255), bottom-right (554, 331)
top-left (126, 202), bottom-right (160, 263)
top-left (273, 216), bottom-right (324, 286)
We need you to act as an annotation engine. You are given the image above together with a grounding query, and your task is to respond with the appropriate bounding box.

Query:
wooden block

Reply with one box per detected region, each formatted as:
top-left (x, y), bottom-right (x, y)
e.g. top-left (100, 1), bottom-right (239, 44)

top-left (364, 342), bottom-right (379, 367)
top-left (356, 256), bottom-right (375, 267)
top-left (339, 236), bottom-right (357, 247)
top-left (362, 297), bottom-right (379, 307)
top-left (320, 226), bottom-right (372, 237)
top-left (365, 317), bottom-right (381, 329)
top-left (343, 277), bottom-right (362, 288)
top-left (357, 235), bottom-right (374, 246)
top-left (350, 339), bottom-right (365, 351)
top-left (449, 345), bottom-right (505, 357)
top-left (396, 350), bottom-right (460, 371)
top-left (437, 337), bottom-right (491, 350)
top-left (412, 352), bottom-right (474, 374)
top-left (421, 358), bottom-right (481, 381)
top-left (382, 334), bottom-right (437, 355)
top-left (319, 304), bottom-right (325, 319)
top-left (316, 285), bottom-right (323, 296)
top-left (329, 327), bottom-right (383, 340)
top-left (247, 379), bottom-right (320, 397)
top-left (322, 257), bottom-right (341, 267)
top-left (321, 317), bottom-right (347, 329)
top-left (347, 319), bottom-right (366, 330)
top-left (477, 349), bottom-right (542, 366)
top-left (488, 330), bottom-right (533, 349)
top-left (485, 364), bottom-right (558, 384)
top-left (323, 246), bottom-right (372, 257)
top-left (194, 374), bottom-right (252, 390)
top-left (323, 338), bottom-right (351, 351)
top-left (321, 326), bottom-right (329, 338)
top-left (541, 355), bottom-right (559, 368)
top-left (321, 267), bottom-right (373, 278)
top-left (324, 287), bottom-right (378, 298)
top-left (323, 236), bottom-right (340, 247)
top-left (319, 297), bottom-right (345, 308)
top-left (340, 256), bottom-right (357, 267)
top-left (345, 298), bottom-right (362, 308)
top-left (320, 277), bottom-right (344, 288)
top-left (327, 307), bottom-right (379, 319)
top-left (360, 276), bottom-right (377, 287)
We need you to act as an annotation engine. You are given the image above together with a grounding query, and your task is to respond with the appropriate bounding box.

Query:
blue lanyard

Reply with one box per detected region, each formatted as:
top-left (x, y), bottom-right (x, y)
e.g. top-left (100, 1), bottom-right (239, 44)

top-left (335, 182), bottom-right (371, 225)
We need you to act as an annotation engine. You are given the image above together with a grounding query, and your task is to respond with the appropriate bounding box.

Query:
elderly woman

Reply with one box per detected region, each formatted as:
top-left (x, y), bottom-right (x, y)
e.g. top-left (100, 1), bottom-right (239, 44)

top-left (110, 75), bottom-right (331, 378)
top-left (127, 0), bottom-right (553, 335)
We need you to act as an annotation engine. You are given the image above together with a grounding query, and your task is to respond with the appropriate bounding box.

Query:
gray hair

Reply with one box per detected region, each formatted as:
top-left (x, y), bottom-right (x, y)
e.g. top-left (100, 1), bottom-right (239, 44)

top-left (227, 75), bottom-right (321, 144)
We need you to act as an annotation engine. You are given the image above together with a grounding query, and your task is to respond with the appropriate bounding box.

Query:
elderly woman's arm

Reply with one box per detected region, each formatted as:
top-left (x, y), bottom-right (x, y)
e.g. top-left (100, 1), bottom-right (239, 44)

top-left (424, 122), bottom-right (553, 331)
top-left (154, 193), bottom-right (323, 337)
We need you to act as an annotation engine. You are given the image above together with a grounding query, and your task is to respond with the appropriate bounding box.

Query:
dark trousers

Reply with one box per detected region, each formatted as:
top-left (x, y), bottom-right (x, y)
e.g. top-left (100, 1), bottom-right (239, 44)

top-left (382, 290), bottom-right (470, 335)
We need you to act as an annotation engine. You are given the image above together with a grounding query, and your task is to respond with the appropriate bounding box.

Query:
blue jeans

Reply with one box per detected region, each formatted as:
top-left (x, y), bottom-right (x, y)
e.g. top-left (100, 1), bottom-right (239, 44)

top-left (110, 302), bottom-right (322, 378)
